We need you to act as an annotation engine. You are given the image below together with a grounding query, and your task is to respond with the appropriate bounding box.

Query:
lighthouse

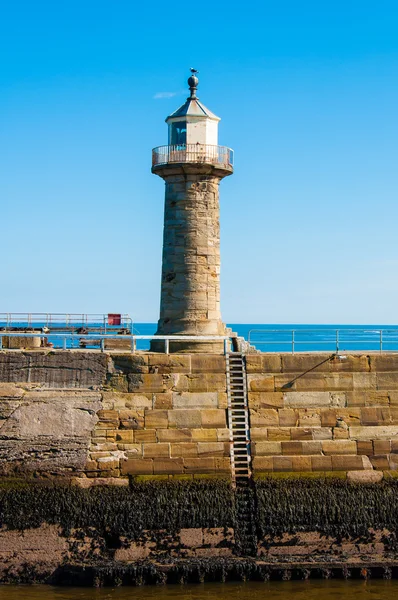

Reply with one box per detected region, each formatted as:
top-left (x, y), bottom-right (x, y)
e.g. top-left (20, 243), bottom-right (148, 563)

top-left (151, 72), bottom-right (233, 353)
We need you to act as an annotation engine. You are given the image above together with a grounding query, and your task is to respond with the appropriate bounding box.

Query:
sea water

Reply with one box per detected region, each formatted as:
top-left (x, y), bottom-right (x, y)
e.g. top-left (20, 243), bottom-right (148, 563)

top-left (132, 323), bottom-right (398, 353)
top-left (0, 580), bottom-right (397, 598)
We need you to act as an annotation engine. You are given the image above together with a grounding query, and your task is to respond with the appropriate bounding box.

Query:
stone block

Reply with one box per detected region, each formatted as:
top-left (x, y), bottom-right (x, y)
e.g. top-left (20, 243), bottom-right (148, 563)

top-left (244, 355), bottom-right (263, 373)
top-left (252, 456), bottom-right (273, 471)
top-left (217, 428), bottom-right (230, 441)
top-left (143, 443), bottom-right (170, 458)
top-left (123, 444), bottom-right (142, 457)
top-left (312, 427), bottom-right (333, 440)
top-left (333, 428), bottom-right (349, 439)
top-left (0, 384), bottom-right (25, 399)
top-left (347, 470), bottom-right (384, 483)
top-left (377, 373), bottom-right (398, 390)
top-left (373, 440), bottom-right (391, 454)
top-left (352, 373), bottom-right (377, 389)
top-left (191, 429), bottom-right (218, 441)
top-left (283, 392), bottom-right (333, 408)
top-left (247, 375), bottom-right (274, 392)
top-left (391, 440), bottom-right (398, 453)
top-left (273, 456), bottom-right (293, 471)
top-left (197, 442), bottom-right (225, 457)
top-left (85, 460), bottom-right (100, 472)
top-left (190, 355), bottom-right (225, 373)
top-left (295, 374), bottom-right (353, 392)
top-left (129, 374), bottom-right (166, 393)
top-left (267, 427), bottom-right (291, 441)
top-left (274, 374), bottom-right (297, 390)
top-left (389, 393), bottom-right (398, 406)
top-left (255, 441), bottom-right (282, 456)
top-left (119, 410), bottom-right (145, 430)
top-left (329, 354), bottom-right (370, 373)
top-left (172, 373), bottom-right (226, 393)
top-left (201, 409), bottom-right (226, 428)
top-left (97, 457), bottom-right (120, 470)
top-left (370, 455), bottom-right (390, 470)
top-left (168, 409), bottom-right (202, 428)
top-left (298, 409), bottom-right (321, 427)
top-left (153, 393), bottom-right (173, 409)
top-left (171, 443), bottom-right (198, 457)
top-left (97, 409), bottom-right (119, 422)
top-left (281, 441), bottom-right (303, 455)
top-left (302, 441), bottom-right (322, 455)
top-left (250, 428), bottom-right (268, 441)
top-left (172, 391), bottom-right (218, 408)
top-left (153, 458), bottom-right (184, 474)
top-left (370, 355), bottom-right (398, 372)
top-left (157, 429), bottom-right (192, 442)
top-left (335, 408), bottom-right (361, 425)
top-left (322, 440), bottom-right (357, 455)
top-left (357, 440), bottom-right (373, 455)
top-left (282, 354), bottom-right (332, 373)
top-left (215, 457), bottom-right (231, 472)
top-left (183, 458), bottom-right (215, 473)
top-left (278, 409), bottom-right (298, 427)
top-left (349, 426), bottom-right (398, 440)
top-left (248, 392), bottom-right (284, 409)
top-left (250, 409), bottom-right (278, 427)
top-left (217, 393), bottom-right (228, 408)
top-left (311, 456), bottom-right (333, 471)
top-left (130, 428), bottom-right (155, 444)
top-left (145, 410), bottom-right (169, 429)
top-left (346, 392), bottom-right (366, 407)
top-left (121, 459), bottom-right (153, 475)
top-left (115, 430), bottom-right (135, 443)
top-left (360, 407), bottom-right (391, 425)
top-left (331, 455), bottom-right (366, 470)
top-left (390, 408), bottom-right (398, 424)
top-left (320, 409), bottom-right (337, 427)
top-left (147, 354), bottom-right (191, 374)
top-left (180, 528), bottom-right (203, 548)
top-left (291, 456), bottom-right (312, 471)
top-left (290, 428), bottom-right (313, 441)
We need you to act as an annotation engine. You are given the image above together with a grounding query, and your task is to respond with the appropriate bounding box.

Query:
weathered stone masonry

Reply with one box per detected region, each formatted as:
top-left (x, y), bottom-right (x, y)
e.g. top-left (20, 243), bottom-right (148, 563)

top-left (2, 350), bottom-right (398, 479)
top-left (247, 352), bottom-right (398, 479)
top-left (157, 172), bottom-right (224, 337)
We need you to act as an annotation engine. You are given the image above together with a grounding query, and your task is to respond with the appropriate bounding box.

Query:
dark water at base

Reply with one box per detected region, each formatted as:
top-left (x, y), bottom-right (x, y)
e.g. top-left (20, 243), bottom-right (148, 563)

top-left (0, 581), bottom-right (398, 600)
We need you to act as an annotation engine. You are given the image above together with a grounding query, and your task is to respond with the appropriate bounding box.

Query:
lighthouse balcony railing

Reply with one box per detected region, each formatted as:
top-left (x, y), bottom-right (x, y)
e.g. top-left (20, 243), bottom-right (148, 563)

top-left (152, 144), bottom-right (234, 169)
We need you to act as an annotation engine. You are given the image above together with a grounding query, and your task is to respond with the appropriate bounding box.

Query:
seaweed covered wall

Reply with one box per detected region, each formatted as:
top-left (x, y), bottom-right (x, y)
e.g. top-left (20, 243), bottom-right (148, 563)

top-left (246, 353), bottom-right (398, 480)
top-left (1, 478), bottom-right (398, 584)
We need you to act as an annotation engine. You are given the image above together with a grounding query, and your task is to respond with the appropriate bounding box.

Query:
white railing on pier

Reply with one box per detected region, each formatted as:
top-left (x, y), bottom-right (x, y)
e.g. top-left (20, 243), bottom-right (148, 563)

top-left (0, 332), bottom-right (231, 354)
top-left (0, 313), bottom-right (133, 333)
top-left (248, 328), bottom-right (398, 354)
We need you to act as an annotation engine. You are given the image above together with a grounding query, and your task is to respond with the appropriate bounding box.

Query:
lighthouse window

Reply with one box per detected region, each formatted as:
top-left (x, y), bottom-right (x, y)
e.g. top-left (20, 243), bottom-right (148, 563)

top-left (170, 122), bottom-right (187, 146)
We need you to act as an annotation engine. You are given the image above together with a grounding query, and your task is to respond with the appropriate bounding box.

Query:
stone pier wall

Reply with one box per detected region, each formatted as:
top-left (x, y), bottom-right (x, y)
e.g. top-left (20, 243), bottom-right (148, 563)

top-left (0, 351), bottom-right (229, 478)
top-left (1, 350), bottom-right (398, 479)
top-left (246, 353), bottom-right (398, 479)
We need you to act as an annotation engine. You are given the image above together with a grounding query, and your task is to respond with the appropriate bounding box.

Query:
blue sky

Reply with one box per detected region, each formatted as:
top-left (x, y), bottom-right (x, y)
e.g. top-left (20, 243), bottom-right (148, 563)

top-left (1, 1), bottom-right (398, 324)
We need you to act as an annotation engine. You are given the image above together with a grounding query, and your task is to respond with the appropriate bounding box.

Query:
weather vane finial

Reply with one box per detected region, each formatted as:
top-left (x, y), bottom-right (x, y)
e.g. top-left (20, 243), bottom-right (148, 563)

top-left (188, 68), bottom-right (199, 99)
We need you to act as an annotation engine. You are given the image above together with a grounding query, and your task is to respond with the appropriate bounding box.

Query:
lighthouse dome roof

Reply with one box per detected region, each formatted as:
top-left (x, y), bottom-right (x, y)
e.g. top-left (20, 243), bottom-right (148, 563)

top-left (166, 97), bottom-right (220, 122)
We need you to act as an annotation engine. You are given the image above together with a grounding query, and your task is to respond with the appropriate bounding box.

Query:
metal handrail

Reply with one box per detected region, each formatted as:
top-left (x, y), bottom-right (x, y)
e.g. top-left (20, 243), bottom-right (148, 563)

top-left (0, 332), bottom-right (231, 354)
top-left (248, 328), bottom-right (398, 354)
top-left (152, 144), bottom-right (234, 169)
top-left (0, 313), bottom-right (133, 333)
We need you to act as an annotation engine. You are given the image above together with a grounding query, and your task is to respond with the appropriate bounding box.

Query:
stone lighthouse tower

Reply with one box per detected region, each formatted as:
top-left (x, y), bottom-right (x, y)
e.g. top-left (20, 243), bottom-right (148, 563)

top-left (151, 72), bottom-right (233, 352)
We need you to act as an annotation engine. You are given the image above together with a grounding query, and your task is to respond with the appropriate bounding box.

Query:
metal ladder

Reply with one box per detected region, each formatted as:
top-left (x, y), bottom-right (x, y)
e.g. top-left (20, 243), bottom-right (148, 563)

top-left (226, 352), bottom-right (251, 486)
